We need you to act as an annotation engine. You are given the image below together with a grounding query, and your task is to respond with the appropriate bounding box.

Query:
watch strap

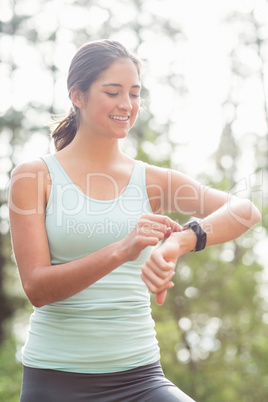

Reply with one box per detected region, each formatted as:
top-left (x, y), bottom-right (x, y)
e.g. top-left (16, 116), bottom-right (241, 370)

top-left (182, 221), bottom-right (207, 252)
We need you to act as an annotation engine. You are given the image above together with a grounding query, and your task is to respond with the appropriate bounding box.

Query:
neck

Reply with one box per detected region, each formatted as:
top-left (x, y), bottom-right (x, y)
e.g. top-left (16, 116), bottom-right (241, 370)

top-left (62, 128), bottom-right (123, 167)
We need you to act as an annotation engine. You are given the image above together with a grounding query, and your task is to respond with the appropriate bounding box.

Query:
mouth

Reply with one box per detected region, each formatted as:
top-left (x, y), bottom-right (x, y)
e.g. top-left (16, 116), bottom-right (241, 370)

top-left (109, 115), bottom-right (130, 122)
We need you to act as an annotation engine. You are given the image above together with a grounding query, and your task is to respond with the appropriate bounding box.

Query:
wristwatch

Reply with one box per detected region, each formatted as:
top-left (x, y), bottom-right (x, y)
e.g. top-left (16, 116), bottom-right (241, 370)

top-left (182, 221), bottom-right (207, 252)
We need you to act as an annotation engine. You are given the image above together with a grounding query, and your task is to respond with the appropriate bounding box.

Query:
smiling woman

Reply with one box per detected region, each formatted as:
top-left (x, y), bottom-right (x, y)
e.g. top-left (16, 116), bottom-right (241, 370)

top-left (9, 39), bottom-right (260, 402)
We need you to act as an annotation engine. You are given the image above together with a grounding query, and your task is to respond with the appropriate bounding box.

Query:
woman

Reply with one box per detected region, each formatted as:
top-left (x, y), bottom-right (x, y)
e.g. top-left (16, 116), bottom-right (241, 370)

top-left (9, 40), bottom-right (261, 402)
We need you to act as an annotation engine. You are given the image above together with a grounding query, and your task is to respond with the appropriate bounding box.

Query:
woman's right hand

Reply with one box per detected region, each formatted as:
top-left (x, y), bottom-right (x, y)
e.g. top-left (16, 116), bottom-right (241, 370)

top-left (120, 214), bottom-right (182, 261)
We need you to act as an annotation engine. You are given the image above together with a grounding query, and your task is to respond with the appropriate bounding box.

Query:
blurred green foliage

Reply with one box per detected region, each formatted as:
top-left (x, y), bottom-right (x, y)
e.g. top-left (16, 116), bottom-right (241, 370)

top-left (0, 337), bottom-right (21, 401)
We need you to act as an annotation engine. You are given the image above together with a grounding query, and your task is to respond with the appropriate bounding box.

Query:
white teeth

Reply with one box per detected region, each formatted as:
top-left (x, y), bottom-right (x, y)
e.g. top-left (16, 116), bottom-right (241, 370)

top-left (110, 115), bottom-right (129, 121)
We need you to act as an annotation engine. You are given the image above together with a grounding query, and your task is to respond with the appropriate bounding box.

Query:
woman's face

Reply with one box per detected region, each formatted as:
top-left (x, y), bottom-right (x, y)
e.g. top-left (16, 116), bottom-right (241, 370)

top-left (78, 58), bottom-right (141, 140)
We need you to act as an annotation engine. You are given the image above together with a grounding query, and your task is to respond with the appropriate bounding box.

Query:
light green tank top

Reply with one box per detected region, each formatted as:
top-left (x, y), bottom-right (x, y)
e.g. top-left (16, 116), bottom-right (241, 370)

top-left (22, 154), bottom-right (160, 373)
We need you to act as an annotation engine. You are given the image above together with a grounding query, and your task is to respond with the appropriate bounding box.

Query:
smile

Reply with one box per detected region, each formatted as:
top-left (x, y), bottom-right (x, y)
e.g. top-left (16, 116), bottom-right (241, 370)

top-left (109, 115), bottom-right (129, 121)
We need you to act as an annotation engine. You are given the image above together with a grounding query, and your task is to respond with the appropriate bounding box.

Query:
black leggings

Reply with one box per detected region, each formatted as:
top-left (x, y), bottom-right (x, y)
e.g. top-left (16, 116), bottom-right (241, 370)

top-left (20, 361), bottom-right (195, 402)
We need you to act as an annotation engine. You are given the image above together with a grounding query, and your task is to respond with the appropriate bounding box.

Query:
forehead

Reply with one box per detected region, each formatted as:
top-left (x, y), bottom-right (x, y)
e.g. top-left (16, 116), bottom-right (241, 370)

top-left (96, 58), bottom-right (140, 86)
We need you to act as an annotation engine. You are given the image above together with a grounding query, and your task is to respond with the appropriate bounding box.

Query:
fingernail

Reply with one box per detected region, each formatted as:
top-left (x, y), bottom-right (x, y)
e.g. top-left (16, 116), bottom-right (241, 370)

top-left (164, 227), bottom-right (172, 238)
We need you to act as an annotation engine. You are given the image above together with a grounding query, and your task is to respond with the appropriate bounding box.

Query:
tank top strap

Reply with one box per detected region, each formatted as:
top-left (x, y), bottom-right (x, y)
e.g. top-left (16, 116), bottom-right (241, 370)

top-left (40, 154), bottom-right (70, 186)
top-left (125, 160), bottom-right (152, 215)
top-left (129, 160), bottom-right (147, 195)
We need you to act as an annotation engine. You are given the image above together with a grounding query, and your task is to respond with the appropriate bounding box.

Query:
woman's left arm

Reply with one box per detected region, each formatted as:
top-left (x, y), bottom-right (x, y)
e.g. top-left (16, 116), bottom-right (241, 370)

top-left (141, 166), bottom-right (262, 304)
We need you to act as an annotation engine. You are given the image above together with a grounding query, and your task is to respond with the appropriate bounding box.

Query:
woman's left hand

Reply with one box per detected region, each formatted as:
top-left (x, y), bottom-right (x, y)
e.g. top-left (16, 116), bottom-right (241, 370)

top-left (141, 229), bottom-right (197, 305)
top-left (141, 236), bottom-right (180, 305)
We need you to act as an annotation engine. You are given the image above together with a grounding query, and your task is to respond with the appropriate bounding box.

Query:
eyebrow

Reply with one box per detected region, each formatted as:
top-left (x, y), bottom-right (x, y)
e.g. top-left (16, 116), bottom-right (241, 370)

top-left (102, 83), bottom-right (141, 89)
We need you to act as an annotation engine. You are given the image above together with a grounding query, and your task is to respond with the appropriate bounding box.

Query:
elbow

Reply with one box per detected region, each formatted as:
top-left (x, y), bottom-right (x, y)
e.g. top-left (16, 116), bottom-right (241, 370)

top-left (31, 300), bottom-right (45, 308)
top-left (229, 198), bottom-right (261, 229)
top-left (31, 299), bottom-right (46, 309)
top-left (23, 281), bottom-right (47, 308)
top-left (247, 200), bottom-right (261, 227)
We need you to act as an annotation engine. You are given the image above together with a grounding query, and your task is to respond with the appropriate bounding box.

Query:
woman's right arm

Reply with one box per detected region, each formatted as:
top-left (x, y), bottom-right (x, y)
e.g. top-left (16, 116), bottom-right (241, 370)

top-left (9, 160), bottom-right (180, 308)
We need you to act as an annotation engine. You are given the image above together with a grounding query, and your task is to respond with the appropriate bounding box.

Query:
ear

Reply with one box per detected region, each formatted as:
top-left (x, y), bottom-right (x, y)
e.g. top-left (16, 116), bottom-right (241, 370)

top-left (70, 88), bottom-right (84, 109)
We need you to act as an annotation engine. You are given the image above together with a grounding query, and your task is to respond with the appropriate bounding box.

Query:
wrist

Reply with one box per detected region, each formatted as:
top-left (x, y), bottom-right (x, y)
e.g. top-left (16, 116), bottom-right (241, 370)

top-left (182, 221), bottom-right (207, 252)
top-left (113, 239), bottom-right (130, 265)
top-left (166, 230), bottom-right (197, 255)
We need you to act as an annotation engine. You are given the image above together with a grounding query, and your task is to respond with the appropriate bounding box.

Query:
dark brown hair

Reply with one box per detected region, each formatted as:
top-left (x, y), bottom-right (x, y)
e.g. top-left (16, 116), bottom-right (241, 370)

top-left (51, 40), bottom-right (142, 151)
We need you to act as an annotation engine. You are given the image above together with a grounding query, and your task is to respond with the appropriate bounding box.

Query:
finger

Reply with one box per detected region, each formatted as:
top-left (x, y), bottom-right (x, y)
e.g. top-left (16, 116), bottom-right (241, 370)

top-left (138, 221), bottom-right (168, 237)
top-left (143, 229), bottom-right (167, 241)
top-left (165, 217), bottom-right (182, 233)
top-left (145, 214), bottom-right (182, 233)
top-left (142, 267), bottom-right (175, 288)
top-left (155, 290), bottom-right (167, 305)
top-left (155, 281), bottom-right (175, 305)
top-left (141, 236), bottom-right (161, 248)
top-left (141, 214), bottom-right (178, 228)
top-left (153, 214), bottom-right (182, 232)
top-left (150, 252), bottom-right (176, 272)
top-left (164, 227), bottom-right (173, 238)
top-left (142, 257), bottom-right (175, 281)
top-left (141, 269), bottom-right (175, 293)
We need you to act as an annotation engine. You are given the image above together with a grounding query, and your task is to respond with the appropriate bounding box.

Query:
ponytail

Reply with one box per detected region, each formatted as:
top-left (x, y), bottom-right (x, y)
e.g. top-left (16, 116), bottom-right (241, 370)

top-left (51, 107), bottom-right (78, 151)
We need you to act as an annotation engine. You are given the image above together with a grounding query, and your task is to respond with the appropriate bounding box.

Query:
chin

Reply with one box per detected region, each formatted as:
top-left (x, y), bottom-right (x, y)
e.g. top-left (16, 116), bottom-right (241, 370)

top-left (116, 132), bottom-right (129, 139)
top-left (112, 129), bottom-right (130, 139)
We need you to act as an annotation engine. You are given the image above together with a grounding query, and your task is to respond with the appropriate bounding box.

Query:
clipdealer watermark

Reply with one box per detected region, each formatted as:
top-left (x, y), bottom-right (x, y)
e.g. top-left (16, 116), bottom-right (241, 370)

top-left (66, 217), bottom-right (138, 239)
top-left (7, 169), bottom-right (263, 232)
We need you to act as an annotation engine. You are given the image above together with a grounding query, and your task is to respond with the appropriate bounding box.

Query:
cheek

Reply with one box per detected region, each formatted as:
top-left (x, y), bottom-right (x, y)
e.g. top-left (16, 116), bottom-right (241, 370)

top-left (132, 101), bottom-right (140, 117)
top-left (86, 100), bottom-right (111, 122)
top-left (85, 93), bottom-right (113, 114)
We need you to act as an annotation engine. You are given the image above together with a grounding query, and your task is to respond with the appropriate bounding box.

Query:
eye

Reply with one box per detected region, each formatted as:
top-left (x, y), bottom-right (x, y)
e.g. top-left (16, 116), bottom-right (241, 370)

top-left (105, 92), bottom-right (118, 97)
top-left (130, 94), bottom-right (140, 98)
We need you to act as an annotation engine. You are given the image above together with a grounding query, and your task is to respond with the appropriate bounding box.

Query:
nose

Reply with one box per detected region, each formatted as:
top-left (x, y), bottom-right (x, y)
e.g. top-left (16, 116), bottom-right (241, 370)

top-left (119, 94), bottom-right (133, 111)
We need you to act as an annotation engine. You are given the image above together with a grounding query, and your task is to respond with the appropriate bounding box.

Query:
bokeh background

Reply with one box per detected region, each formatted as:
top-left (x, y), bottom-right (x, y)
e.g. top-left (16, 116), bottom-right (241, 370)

top-left (0, 0), bottom-right (268, 401)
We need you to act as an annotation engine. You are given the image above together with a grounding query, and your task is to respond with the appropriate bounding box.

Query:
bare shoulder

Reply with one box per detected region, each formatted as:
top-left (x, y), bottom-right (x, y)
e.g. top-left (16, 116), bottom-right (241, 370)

top-left (145, 163), bottom-right (166, 183)
top-left (145, 162), bottom-right (212, 189)
top-left (145, 163), bottom-right (186, 187)
top-left (9, 156), bottom-right (51, 212)
top-left (11, 157), bottom-right (49, 177)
